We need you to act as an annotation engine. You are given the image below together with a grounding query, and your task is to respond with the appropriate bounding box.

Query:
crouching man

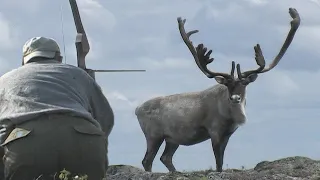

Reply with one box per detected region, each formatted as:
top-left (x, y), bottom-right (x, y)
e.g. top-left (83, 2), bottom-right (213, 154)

top-left (0, 37), bottom-right (114, 180)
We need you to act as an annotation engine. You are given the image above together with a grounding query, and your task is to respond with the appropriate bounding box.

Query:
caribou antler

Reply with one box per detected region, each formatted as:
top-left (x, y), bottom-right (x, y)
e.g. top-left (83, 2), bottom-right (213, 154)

top-left (237, 8), bottom-right (300, 79)
top-left (177, 17), bottom-right (235, 80)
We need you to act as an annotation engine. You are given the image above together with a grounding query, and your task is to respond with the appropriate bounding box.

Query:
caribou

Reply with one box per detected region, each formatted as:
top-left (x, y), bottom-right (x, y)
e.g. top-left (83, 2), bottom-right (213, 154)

top-left (135, 8), bottom-right (300, 173)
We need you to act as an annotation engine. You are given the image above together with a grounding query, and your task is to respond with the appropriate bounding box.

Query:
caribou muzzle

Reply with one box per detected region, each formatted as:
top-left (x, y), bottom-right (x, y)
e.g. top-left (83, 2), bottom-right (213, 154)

top-left (230, 94), bottom-right (241, 104)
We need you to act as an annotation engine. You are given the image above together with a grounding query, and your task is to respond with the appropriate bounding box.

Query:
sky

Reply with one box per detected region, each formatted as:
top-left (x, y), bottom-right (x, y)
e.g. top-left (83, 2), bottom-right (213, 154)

top-left (0, 0), bottom-right (320, 173)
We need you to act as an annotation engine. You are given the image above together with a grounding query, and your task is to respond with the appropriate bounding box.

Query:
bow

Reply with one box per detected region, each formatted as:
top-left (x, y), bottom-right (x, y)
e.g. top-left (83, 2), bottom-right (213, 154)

top-left (68, 0), bottom-right (145, 80)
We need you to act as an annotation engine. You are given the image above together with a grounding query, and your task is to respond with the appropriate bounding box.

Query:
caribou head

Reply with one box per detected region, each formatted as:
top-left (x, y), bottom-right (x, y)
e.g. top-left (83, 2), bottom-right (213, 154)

top-left (177, 8), bottom-right (300, 104)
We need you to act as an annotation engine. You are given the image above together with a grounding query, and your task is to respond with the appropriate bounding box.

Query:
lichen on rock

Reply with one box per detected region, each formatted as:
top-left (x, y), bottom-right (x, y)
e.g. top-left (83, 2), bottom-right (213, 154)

top-left (106, 156), bottom-right (320, 180)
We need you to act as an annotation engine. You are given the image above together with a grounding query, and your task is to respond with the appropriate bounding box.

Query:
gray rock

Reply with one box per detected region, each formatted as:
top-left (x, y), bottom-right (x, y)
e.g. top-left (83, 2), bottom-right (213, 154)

top-left (106, 156), bottom-right (320, 180)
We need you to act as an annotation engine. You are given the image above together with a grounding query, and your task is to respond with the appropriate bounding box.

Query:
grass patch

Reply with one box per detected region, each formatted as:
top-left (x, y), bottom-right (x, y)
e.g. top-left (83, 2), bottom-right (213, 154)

top-left (34, 169), bottom-right (107, 180)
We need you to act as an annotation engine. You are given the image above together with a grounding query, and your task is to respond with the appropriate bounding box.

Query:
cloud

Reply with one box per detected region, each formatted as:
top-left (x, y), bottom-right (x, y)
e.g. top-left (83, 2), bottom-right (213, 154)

top-left (78, 0), bottom-right (116, 32)
top-left (243, 0), bottom-right (268, 5)
top-left (1, 0), bottom-right (42, 13)
top-left (138, 57), bottom-right (194, 70)
top-left (309, 0), bottom-right (320, 7)
top-left (255, 70), bottom-right (300, 97)
top-left (107, 91), bottom-right (138, 109)
top-left (0, 13), bottom-right (17, 50)
top-left (0, 57), bottom-right (13, 76)
top-left (244, 68), bottom-right (320, 111)
top-left (286, 25), bottom-right (320, 56)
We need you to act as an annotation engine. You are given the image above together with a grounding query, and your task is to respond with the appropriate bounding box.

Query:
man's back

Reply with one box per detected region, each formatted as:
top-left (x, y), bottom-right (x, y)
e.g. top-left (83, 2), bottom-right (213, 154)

top-left (0, 61), bottom-right (99, 126)
top-left (0, 37), bottom-right (114, 180)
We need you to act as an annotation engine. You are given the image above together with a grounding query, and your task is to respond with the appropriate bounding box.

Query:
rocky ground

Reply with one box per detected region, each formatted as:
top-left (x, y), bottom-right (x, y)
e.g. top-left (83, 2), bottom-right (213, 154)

top-left (106, 156), bottom-right (320, 180)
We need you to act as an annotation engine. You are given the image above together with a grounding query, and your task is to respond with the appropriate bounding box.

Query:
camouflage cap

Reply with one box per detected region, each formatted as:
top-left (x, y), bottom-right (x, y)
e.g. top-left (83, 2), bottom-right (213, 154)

top-left (22, 37), bottom-right (61, 64)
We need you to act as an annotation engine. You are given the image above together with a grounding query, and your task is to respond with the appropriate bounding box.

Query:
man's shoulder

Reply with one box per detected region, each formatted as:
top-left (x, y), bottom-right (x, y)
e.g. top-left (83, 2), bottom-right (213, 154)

top-left (0, 67), bottom-right (19, 79)
top-left (49, 63), bottom-right (95, 82)
top-left (57, 63), bottom-right (86, 72)
top-left (31, 62), bottom-right (89, 75)
top-left (1, 63), bottom-right (93, 82)
top-left (62, 64), bottom-right (94, 79)
top-left (55, 64), bottom-right (103, 93)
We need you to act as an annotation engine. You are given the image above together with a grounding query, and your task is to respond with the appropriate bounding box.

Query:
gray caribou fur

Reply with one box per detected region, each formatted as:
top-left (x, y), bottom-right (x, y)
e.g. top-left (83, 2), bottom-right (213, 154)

top-left (135, 8), bottom-right (300, 173)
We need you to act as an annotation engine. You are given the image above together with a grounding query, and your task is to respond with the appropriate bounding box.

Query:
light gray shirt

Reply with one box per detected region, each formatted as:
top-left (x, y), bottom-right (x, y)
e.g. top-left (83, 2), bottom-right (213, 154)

top-left (0, 60), bottom-right (114, 137)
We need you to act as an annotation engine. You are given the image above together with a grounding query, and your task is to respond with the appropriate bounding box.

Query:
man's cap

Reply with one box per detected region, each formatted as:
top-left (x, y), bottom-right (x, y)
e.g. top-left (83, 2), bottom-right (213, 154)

top-left (22, 37), bottom-right (61, 64)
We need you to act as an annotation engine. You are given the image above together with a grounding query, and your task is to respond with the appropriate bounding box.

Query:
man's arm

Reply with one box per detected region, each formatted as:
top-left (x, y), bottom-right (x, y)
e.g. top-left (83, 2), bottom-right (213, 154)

top-left (89, 81), bottom-right (114, 137)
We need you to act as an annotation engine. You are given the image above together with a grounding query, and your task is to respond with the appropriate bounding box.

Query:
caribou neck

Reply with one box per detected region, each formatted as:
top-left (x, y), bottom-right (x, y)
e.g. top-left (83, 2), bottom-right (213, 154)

top-left (230, 91), bottom-right (247, 125)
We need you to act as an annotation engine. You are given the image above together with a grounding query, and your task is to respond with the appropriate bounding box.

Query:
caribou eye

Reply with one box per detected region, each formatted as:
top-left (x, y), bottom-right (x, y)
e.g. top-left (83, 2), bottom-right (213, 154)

top-left (241, 80), bottom-right (249, 85)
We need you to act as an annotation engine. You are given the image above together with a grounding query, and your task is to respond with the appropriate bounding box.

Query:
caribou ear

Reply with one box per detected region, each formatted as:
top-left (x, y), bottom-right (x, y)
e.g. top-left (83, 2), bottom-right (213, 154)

top-left (246, 73), bottom-right (258, 83)
top-left (214, 76), bottom-right (228, 84)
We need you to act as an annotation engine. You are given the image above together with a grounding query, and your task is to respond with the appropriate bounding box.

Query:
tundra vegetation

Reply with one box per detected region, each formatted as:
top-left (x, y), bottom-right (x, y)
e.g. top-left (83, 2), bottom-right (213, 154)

top-left (135, 7), bottom-right (300, 173)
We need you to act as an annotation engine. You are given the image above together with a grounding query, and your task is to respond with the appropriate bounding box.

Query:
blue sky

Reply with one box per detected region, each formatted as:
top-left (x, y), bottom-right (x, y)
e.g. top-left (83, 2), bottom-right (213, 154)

top-left (1, 0), bottom-right (320, 173)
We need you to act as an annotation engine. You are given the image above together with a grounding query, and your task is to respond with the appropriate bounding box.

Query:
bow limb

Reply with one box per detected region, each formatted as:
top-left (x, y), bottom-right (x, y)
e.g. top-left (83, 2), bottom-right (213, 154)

top-left (69, 0), bottom-right (91, 73)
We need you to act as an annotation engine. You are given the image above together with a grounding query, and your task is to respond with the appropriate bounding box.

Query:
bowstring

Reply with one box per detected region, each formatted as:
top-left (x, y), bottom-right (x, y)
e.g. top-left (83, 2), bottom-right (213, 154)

top-left (60, 4), bottom-right (67, 64)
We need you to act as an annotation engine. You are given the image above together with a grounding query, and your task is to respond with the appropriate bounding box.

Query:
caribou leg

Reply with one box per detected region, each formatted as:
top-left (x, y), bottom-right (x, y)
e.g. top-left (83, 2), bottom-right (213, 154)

top-left (212, 132), bottom-right (233, 172)
top-left (210, 133), bottom-right (224, 172)
top-left (219, 135), bottom-right (231, 171)
top-left (160, 141), bottom-right (179, 172)
top-left (219, 127), bottom-right (237, 170)
top-left (208, 130), bottom-right (224, 172)
top-left (212, 142), bottom-right (223, 172)
top-left (142, 137), bottom-right (164, 172)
